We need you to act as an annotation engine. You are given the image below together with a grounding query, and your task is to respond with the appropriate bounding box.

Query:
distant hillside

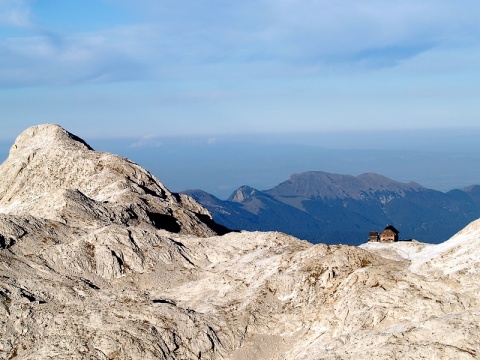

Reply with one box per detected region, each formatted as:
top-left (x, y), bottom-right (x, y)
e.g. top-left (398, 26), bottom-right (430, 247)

top-left (183, 171), bottom-right (480, 245)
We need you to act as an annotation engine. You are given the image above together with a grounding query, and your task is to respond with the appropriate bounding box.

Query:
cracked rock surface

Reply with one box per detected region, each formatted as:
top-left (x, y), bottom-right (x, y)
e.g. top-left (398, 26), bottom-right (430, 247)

top-left (1, 124), bottom-right (480, 359)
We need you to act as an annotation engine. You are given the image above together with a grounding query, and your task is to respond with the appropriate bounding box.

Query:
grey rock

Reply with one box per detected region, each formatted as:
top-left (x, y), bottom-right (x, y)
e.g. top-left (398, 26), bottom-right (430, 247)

top-left (1, 124), bottom-right (480, 359)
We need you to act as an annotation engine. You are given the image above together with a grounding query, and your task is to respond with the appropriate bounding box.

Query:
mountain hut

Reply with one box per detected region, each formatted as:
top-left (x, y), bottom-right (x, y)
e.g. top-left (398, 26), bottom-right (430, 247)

top-left (368, 231), bottom-right (379, 242)
top-left (379, 225), bottom-right (399, 242)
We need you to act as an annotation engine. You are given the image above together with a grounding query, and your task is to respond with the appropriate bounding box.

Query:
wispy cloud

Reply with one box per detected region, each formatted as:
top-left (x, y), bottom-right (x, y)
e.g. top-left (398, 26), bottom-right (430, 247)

top-left (0, 0), bottom-right (479, 87)
top-left (0, 0), bottom-right (33, 28)
top-left (130, 135), bottom-right (162, 148)
top-left (0, 24), bottom-right (158, 86)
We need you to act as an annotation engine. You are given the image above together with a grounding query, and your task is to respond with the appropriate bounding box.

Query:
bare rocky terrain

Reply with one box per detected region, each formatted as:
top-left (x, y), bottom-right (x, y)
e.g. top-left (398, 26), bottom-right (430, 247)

top-left (1, 124), bottom-right (480, 359)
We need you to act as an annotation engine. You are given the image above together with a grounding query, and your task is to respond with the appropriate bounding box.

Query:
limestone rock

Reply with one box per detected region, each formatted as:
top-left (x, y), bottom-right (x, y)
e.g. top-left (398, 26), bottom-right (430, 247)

top-left (1, 124), bottom-right (480, 359)
top-left (0, 124), bottom-right (226, 237)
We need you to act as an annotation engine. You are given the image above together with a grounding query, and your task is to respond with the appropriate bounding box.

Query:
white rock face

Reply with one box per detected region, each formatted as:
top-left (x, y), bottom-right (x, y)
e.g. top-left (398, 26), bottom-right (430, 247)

top-left (0, 124), bottom-right (219, 236)
top-left (1, 124), bottom-right (480, 359)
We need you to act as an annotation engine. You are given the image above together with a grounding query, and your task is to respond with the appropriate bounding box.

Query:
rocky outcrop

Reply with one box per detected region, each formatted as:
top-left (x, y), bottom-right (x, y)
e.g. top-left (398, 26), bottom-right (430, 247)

top-left (0, 124), bottom-right (226, 237)
top-left (1, 124), bottom-right (480, 359)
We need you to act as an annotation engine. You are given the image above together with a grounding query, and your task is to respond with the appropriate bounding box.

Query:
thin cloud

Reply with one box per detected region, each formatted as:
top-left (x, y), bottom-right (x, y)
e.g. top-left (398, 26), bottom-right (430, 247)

top-left (130, 135), bottom-right (162, 148)
top-left (0, 0), bottom-right (33, 28)
top-left (0, 24), bottom-right (157, 87)
top-left (0, 0), bottom-right (480, 87)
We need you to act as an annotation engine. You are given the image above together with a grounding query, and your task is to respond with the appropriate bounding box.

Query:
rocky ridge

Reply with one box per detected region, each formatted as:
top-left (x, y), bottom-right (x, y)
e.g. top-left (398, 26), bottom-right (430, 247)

top-left (0, 124), bottom-right (225, 237)
top-left (1, 124), bottom-right (480, 359)
top-left (266, 171), bottom-right (424, 202)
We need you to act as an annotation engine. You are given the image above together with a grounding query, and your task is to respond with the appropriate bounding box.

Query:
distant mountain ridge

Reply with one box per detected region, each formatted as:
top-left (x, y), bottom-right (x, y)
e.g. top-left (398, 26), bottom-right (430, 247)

top-left (266, 172), bottom-right (423, 202)
top-left (183, 171), bottom-right (480, 245)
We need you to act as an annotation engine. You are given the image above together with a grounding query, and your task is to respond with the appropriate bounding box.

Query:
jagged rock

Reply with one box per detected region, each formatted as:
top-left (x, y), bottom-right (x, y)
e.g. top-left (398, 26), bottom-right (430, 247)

top-left (0, 124), bottom-right (225, 237)
top-left (1, 124), bottom-right (480, 359)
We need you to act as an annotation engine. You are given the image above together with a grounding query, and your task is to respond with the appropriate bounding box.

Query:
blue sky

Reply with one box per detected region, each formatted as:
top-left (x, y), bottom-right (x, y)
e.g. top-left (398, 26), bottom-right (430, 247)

top-left (1, 0), bottom-right (480, 141)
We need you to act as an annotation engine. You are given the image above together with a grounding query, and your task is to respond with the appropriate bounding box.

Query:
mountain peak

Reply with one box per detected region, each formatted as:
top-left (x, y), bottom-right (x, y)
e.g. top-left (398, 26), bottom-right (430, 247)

top-left (357, 172), bottom-right (393, 183)
top-left (357, 172), bottom-right (423, 190)
top-left (228, 185), bottom-right (258, 202)
top-left (9, 124), bottom-right (93, 157)
top-left (462, 184), bottom-right (480, 193)
top-left (266, 171), bottom-right (424, 200)
top-left (0, 124), bottom-right (226, 236)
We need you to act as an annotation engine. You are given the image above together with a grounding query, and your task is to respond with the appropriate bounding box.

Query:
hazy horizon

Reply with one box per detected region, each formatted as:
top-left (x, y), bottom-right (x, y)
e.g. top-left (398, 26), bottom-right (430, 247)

top-left (3, 127), bottom-right (480, 199)
top-left (1, 1), bottom-right (480, 143)
top-left (2, 1), bottom-right (479, 196)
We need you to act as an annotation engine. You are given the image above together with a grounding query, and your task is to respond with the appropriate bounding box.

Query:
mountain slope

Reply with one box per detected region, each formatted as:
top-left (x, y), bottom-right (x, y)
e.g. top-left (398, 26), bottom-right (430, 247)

top-left (186, 171), bottom-right (480, 245)
top-left (1, 124), bottom-right (480, 359)
top-left (185, 187), bottom-right (325, 241)
top-left (0, 124), bottom-right (229, 237)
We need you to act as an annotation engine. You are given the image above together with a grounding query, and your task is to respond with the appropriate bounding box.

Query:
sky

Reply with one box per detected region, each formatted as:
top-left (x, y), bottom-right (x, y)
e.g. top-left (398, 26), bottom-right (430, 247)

top-left (1, 1), bottom-right (480, 198)
top-left (1, 0), bottom-right (480, 141)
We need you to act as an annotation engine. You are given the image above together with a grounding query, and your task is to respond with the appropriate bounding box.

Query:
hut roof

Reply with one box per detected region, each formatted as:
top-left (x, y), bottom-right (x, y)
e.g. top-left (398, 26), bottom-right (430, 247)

top-left (383, 225), bottom-right (399, 234)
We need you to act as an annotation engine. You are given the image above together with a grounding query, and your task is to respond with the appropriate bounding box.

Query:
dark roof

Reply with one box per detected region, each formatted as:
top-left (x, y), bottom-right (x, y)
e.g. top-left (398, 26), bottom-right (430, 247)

top-left (369, 232), bottom-right (378, 236)
top-left (383, 225), bottom-right (399, 234)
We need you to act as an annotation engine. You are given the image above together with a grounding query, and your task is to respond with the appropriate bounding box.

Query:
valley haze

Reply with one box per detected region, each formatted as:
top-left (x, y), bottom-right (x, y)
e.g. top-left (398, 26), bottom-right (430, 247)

top-left (2, 127), bottom-right (480, 200)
